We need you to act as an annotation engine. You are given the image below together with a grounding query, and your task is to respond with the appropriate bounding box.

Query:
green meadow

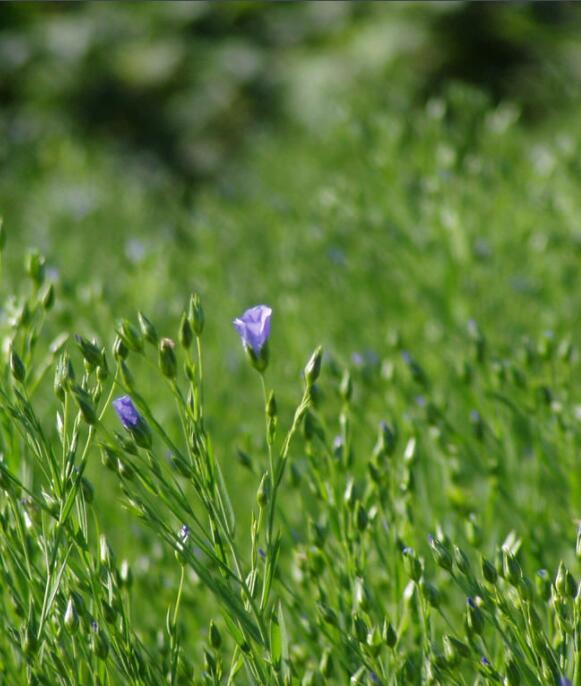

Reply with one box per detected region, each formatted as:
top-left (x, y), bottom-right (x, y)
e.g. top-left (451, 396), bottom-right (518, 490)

top-left (0, 4), bottom-right (580, 684)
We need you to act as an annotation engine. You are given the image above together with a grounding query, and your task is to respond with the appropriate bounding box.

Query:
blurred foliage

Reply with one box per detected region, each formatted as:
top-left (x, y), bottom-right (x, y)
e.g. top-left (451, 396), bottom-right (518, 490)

top-left (0, 2), bottom-right (580, 182)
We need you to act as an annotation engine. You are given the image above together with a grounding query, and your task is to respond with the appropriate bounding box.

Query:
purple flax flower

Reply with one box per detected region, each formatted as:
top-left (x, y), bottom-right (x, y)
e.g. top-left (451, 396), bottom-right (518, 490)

top-left (112, 395), bottom-right (152, 449)
top-left (233, 305), bottom-right (272, 354)
top-left (113, 395), bottom-right (141, 429)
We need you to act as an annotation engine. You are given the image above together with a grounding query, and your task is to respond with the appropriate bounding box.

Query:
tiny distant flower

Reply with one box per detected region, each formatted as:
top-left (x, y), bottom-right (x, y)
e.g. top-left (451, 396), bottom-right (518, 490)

top-left (333, 435), bottom-right (343, 450)
top-left (351, 352), bottom-right (364, 367)
top-left (258, 548), bottom-right (266, 560)
top-left (233, 305), bottom-right (272, 371)
top-left (369, 671), bottom-right (380, 685)
top-left (480, 657), bottom-right (490, 667)
top-left (113, 395), bottom-right (152, 450)
top-left (559, 677), bottom-right (572, 686)
top-left (180, 524), bottom-right (190, 542)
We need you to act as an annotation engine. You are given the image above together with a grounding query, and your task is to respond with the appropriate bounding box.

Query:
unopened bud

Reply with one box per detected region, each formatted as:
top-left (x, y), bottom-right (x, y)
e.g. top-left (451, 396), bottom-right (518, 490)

top-left (266, 390), bottom-right (277, 419)
top-left (99, 534), bottom-right (114, 568)
top-left (481, 556), bottom-right (498, 585)
top-left (137, 312), bottom-right (158, 345)
top-left (26, 250), bottom-right (45, 286)
top-left (429, 535), bottom-right (453, 572)
top-left (209, 620), bottom-right (221, 649)
top-left (41, 283), bottom-right (55, 310)
top-left (466, 597), bottom-right (484, 635)
top-left (74, 335), bottom-right (103, 370)
top-left (402, 547), bottom-right (422, 582)
top-left (319, 648), bottom-right (334, 677)
top-left (116, 319), bottom-right (143, 354)
top-left (113, 335), bottom-right (128, 360)
top-left (189, 293), bottom-right (204, 336)
top-left (535, 569), bottom-right (551, 601)
top-left (257, 473), bottom-right (269, 508)
top-left (382, 618), bottom-right (397, 648)
top-left (64, 597), bottom-right (79, 631)
top-left (119, 559), bottom-right (133, 589)
top-left (10, 349), bottom-right (25, 383)
top-left (90, 623), bottom-right (109, 660)
top-left (340, 370), bottom-right (352, 402)
top-left (72, 385), bottom-right (97, 425)
top-left (503, 550), bottom-right (522, 586)
top-left (304, 346), bottom-right (323, 387)
top-left (159, 338), bottom-right (177, 379)
top-left (421, 580), bottom-right (440, 608)
top-left (179, 313), bottom-right (193, 349)
top-left (453, 545), bottom-right (471, 576)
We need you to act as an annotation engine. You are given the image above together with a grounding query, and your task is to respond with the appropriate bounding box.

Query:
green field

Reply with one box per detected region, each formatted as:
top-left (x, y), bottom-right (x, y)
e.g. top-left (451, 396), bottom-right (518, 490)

top-left (0, 5), bottom-right (580, 685)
